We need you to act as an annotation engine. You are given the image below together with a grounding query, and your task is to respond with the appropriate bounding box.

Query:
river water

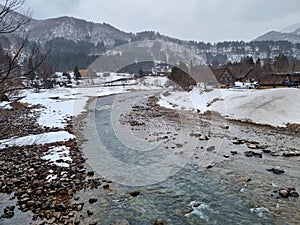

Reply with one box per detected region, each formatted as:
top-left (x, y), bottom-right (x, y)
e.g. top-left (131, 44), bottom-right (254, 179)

top-left (79, 91), bottom-right (279, 225)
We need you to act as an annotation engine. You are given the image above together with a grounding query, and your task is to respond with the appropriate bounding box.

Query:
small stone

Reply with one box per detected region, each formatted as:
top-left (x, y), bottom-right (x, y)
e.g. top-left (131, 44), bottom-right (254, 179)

top-left (247, 144), bottom-right (257, 149)
top-left (266, 167), bottom-right (285, 174)
top-left (128, 190), bottom-right (141, 197)
top-left (1, 210), bottom-right (14, 218)
top-left (279, 189), bottom-right (289, 198)
top-left (56, 203), bottom-right (67, 212)
top-left (206, 146), bottom-right (215, 151)
top-left (76, 203), bottom-right (84, 211)
top-left (87, 171), bottom-right (95, 176)
top-left (199, 135), bottom-right (209, 141)
top-left (289, 191), bottom-right (299, 197)
top-left (205, 164), bottom-right (214, 169)
top-left (153, 219), bottom-right (165, 225)
top-left (5, 206), bottom-right (15, 212)
top-left (232, 139), bottom-right (242, 145)
top-left (36, 189), bottom-right (43, 195)
top-left (89, 198), bottom-right (98, 204)
top-left (230, 150), bottom-right (238, 155)
top-left (26, 200), bottom-right (35, 207)
top-left (244, 151), bottom-right (262, 158)
top-left (103, 184), bottom-right (110, 189)
top-left (262, 149), bottom-right (271, 154)
top-left (53, 212), bottom-right (61, 219)
top-left (87, 209), bottom-right (94, 216)
top-left (245, 151), bottom-right (254, 157)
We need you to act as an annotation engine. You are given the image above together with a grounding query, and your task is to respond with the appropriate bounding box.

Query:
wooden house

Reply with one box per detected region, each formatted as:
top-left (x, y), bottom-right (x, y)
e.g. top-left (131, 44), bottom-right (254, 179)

top-left (258, 73), bottom-right (300, 87)
top-left (212, 67), bottom-right (236, 87)
top-left (191, 66), bottom-right (219, 87)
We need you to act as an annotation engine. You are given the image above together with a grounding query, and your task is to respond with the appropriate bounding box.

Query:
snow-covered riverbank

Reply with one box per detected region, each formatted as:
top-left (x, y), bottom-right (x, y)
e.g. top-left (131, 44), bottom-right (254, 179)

top-left (158, 87), bottom-right (300, 127)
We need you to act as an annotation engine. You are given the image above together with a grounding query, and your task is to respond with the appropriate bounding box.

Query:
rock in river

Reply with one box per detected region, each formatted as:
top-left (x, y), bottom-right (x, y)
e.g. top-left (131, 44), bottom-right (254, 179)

top-left (266, 167), bottom-right (285, 174)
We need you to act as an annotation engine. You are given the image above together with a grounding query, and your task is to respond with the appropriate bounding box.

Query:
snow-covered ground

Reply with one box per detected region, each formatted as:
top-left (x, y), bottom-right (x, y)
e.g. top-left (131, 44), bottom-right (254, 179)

top-left (42, 145), bottom-right (72, 168)
top-left (19, 76), bottom-right (170, 128)
top-left (0, 101), bottom-right (12, 110)
top-left (0, 75), bottom-right (170, 169)
top-left (0, 131), bottom-right (75, 150)
top-left (158, 87), bottom-right (300, 127)
top-left (2, 75), bottom-right (299, 164)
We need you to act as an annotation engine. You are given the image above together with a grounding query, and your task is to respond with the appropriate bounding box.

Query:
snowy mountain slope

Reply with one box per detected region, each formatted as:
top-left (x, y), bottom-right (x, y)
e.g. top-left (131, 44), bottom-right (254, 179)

top-left (254, 30), bottom-right (300, 43)
top-left (254, 23), bottom-right (300, 43)
top-left (25, 16), bottom-right (132, 46)
top-left (281, 22), bottom-right (300, 34)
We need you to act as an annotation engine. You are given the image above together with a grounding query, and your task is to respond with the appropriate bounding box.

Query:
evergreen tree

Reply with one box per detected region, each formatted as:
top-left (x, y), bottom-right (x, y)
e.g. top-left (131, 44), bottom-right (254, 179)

top-left (74, 66), bottom-right (81, 80)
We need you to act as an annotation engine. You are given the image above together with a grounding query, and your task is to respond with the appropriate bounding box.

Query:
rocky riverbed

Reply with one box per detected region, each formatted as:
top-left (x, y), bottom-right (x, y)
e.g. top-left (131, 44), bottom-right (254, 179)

top-left (117, 93), bottom-right (300, 224)
top-left (0, 91), bottom-right (300, 225)
top-left (0, 101), bottom-right (113, 224)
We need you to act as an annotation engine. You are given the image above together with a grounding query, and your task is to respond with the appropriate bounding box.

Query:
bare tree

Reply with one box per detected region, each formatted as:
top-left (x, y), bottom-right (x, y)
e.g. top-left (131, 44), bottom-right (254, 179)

top-left (24, 42), bottom-right (51, 92)
top-left (0, 0), bottom-right (49, 100)
top-left (0, 0), bottom-right (31, 34)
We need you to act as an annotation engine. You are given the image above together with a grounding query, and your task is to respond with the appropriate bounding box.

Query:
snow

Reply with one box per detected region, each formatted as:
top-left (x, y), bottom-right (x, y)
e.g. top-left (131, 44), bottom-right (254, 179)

top-left (42, 145), bottom-right (72, 167)
top-left (105, 73), bottom-right (133, 82)
top-left (158, 87), bottom-right (300, 127)
top-left (20, 76), bottom-right (170, 128)
top-left (0, 101), bottom-right (12, 110)
top-left (0, 131), bottom-right (75, 149)
top-left (21, 86), bottom-right (126, 128)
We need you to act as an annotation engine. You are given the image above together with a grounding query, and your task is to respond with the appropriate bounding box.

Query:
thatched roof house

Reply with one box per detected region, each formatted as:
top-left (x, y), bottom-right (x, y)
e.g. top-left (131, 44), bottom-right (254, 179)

top-left (259, 73), bottom-right (300, 86)
top-left (212, 67), bottom-right (236, 86)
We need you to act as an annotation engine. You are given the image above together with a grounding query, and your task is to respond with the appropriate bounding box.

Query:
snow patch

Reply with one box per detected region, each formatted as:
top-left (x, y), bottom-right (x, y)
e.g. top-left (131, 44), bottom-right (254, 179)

top-left (158, 87), bottom-right (300, 127)
top-left (0, 101), bottom-right (12, 110)
top-left (42, 145), bottom-right (72, 167)
top-left (0, 131), bottom-right (75, 149)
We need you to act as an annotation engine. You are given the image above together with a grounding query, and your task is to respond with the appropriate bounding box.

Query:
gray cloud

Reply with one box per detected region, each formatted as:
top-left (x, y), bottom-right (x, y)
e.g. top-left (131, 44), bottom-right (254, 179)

top-left (24, 0), bottom-right (300, 43)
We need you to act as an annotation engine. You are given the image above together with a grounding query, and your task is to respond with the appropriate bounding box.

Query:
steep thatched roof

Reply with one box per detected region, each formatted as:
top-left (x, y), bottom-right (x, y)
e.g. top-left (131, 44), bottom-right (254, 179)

top-left (190, 66), bottom-right (219, 85)
top-left (259, 73), bottom-right (300, 85)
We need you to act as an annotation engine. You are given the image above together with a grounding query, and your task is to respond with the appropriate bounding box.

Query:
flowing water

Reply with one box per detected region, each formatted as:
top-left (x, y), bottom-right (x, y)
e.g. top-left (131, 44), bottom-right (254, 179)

top-left (79, 92), bottom-right (276, 225)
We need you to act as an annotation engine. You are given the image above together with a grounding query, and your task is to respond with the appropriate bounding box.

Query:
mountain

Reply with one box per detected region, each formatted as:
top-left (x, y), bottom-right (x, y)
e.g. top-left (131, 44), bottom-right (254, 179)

top-left (2, 12), bottom-right (300, 71)
top-left (25, 16), bottom-right (132, 46)
top-left (254, 23), bottom-right (300, 43)
top-left (281, 23), bottom-right (300, 34)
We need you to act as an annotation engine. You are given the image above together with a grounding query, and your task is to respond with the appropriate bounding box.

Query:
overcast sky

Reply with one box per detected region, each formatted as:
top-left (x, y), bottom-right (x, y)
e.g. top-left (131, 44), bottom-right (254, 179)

top-left (24, 0), bottom-right (300, 43)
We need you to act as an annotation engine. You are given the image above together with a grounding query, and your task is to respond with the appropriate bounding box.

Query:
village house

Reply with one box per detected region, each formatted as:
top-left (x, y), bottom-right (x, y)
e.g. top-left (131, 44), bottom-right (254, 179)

top-left (212, 67), bottom-right (236, 87)
top-left (258, 73), bottom-right (300, 88)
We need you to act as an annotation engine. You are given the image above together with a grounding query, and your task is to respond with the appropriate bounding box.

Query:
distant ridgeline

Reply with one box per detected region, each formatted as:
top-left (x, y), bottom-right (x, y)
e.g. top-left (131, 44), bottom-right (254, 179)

top-left (0, 15), bottom-right (300, 71)
top-left (40, 38), bottom-right (300, 72)
top-left (43, 39), bottom-right (299, 72)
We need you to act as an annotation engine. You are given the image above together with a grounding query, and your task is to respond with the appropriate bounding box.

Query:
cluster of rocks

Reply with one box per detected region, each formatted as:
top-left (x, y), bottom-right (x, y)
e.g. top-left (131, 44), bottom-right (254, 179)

top-left (277, 188), bottom-right (299, 198)
top-left (0, 137), bottom-right (114, 224)
top-left (1, 205), bottom-right (15, 218)
top-left (0, 103), bottom-right (60, 140)
top-left (231, 138), bottom-right (287, 158)
top-left (282, 149), bottom-right (300, 157)
top-left (0, 105), bottom-right (114, 224)
top-left (120, 96), bottom-right (181, 131)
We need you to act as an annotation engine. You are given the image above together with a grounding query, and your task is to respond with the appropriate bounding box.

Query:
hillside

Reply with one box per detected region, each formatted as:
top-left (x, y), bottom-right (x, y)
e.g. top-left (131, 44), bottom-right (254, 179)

top-left (1, 12), bottom-right (300, 71)
top-left (254, 23), bottom-right (300, 43)
top-left (26, 16), bottom-right (132, 46)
